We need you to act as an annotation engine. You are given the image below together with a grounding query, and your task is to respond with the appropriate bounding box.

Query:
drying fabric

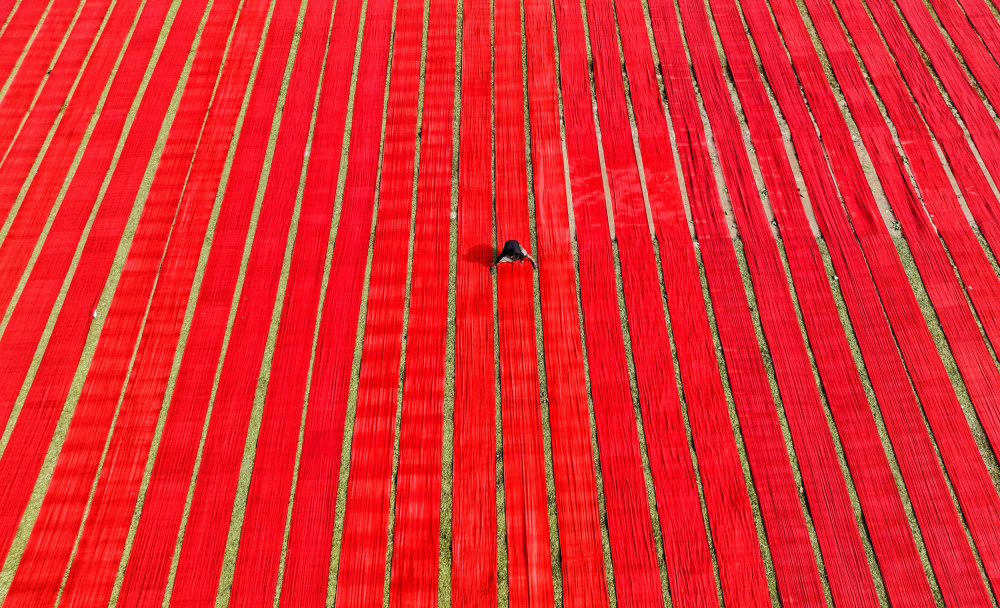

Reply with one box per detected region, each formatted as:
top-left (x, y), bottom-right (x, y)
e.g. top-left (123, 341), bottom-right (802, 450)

top-left (0, 0), bottom-right (239, 604)
top-left (840, 0), bottom-right (1000, 278)
top-left (953, 0), bottom-right (1000, 69)
top-left (741, 0), bottom-right (997, 601)
top-left (0, 0), bottom-right (81, 149)
top-left (833, 0), bottom-right (1000, 474)
top-left (520, 0), bottom-right (609, 604)
top-left (880, 0), bottom-right (1000, 244)
top-left (579, 0), bottom-right (738, 604)
top-left (385, 0), bottom-right (455, 605)
top-left (0, 0), bottom-right (116, 220)
top-left (639, 0), bottom-right (838, 603)
top-left (277, 0), bottom-right (394, 603)
top-left (222, 2), bottom-right (335, 607)
top-left (658, 0), bottom-right (891, 602)
top-left (0, 0), bottom-right (20, 30)
top-left (0, 0), bottom-right (61, 86)
top-left (0, 0), bottom-right (147, 310)
top-left (696, 0), bottom-right (938, 603)
top-left (787, 0), bottom-right (1000, 593)
top-left (493, 0), bottom-right (556, 602)
top-left (450, 0), bottom-right (497, 599)
top-left (907, 0), bottom-right (1000, 136)
top-left (0, 0), bottom-right (201, 567)
top-left (54, 1), bottom-right (276, 605)
top-left (264, 0), bottom-right (366, 604)
top-left (593, 3), bottom-right (776, 606)
top-left (332, 0), bottom-right (421, 604)
top-left (163, 0), bottom-right (335, 605)
top-left (266, 0), bottom-right (366, 604)
top-left (549, 0), bottom-right (673, 604)
top-left (108, 1), bottom-right (305, 605)
top-left (0, 0), bottom-right (166, 426)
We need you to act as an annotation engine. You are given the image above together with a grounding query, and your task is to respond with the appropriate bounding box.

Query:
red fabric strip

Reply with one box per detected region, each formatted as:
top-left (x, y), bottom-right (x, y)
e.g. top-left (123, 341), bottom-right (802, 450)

top-left (597, 3), bottom-right (777, 606)
top-left (952, 0), bottom-right (1000, 70)
top-left (0, 0), bottom-right (118, 223)
top-left (332, 0), bottom-right (422, 604)
top-left (879, 0), bottom-right (1000, 244)
top-left (580, 0), bottom-right (740, 603)
top-left (787, 0), bottom-right (1000, 593)
top-left (0, 0), bottom-right (88, 157)
top-left (164, 0), bottom-right (338, 604)
top-left (449, 0), bottom-right (496, 599)
top-left (223, 1), bottom-right (336, 607)
top-left (0, 0), bottom-right (150, 316)
top-left (549, 0), bottom-right (673, 603)
top-left (109, 1), bottom-right (305, 605)
top-left (54, 1), bottom-right (277, 605)
top-left (385, 0), bottom-right (455, 604)
top-left (0, 0), bottom-right (202, 565)
top-left (493, 0), bottom-right (556, 603)
top-left (642, 0), bottom-right (838, 603)
top-left (520, 0), bottom-right (609, 604)
top-left (270, 0), bottom-right (367, 600)
top-left (908, 0), bottom-right (1000, 134)
top-left (845, 0), bottom-right (1000, 275)
top-left (698, 0), bottom-right (939, 603)
top-left (0, 0), bottom-right (60, 85)
top-left (663, 0), bottom-right (892, 602)
top-left (743, 0), bottom-right (997, 601)
top-left (0, 0), bottom-right (240, 604)
top-left (277, 0), bottom-right (394, 602)
top-left (0, 0), bottom-right (19, 34)
top-left (267, 0), bottom-right (366, 599)
top-left (834, 0), bottom-right (1000, 485)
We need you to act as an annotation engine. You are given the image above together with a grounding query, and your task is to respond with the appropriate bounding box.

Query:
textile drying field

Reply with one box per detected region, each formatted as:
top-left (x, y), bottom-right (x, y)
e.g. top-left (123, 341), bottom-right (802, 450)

top-left (1, 0), bottom-right (1000, 603)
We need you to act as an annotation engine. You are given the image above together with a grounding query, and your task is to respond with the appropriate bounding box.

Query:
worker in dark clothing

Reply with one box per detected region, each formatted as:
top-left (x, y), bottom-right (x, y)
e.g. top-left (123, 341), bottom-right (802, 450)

top-left (492, 239), bottom-right (537, 270)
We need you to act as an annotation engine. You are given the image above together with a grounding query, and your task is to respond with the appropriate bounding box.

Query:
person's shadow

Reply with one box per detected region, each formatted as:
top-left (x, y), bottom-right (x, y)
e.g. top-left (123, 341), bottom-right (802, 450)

top-left (463, 243), bottom-right (493, 268)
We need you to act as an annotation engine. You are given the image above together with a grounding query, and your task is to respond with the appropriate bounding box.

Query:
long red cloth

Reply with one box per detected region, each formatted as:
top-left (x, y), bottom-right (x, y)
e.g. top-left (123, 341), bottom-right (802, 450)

top-left (839, 0), bottom-right (1000, 458)
top-left (164, 0), bottom-right (339, 604)
top-left (787, 0), bottom-right (1000, 593)
top-left (110, 1), bottom-right (306, 605)
top-left (0, 0), bottom-right (156, 318)
top-left (0, 0), bottom-right (119, 225)
top-left (580, 0), bottom-right (741, 603)
top-left (270, 0), bottom-right (367, 602)
top-left (833, 0), bottom-right (1000, 465)
top-left (641, 0), bottom-right (840, 603)
top-left (0, 0), bottom-right (61, 87)
top-left (837, 0), bottom-right (1000, 276)
top-left (693, 0), bottom-right (939, 603)
top-left (450, 0), bottom-right (497, 599)
top-left (0, 0), bottom-right (81, 150)
top-left (738, 0), bottom-right (997, 601)
top-left (520, 0), bottom-right (609, 604)
top-left (663, 0), bottom-right (891, 602)
top-left (277, 0), bottom-right (394, 602)
top-left (881, 0), bottom-right (1000, 249)
top-left (333, 0), bottom-right (422, 603)
top-left (385, 0), bottom-right (456, 604)
top-left (0, 0), bottom-right (241, 604)
top-left (951, 0), bottom-right (1000, 71)
top-left (493, 0), bottom-right (556, 604)
top-left (550, 0), bottom-right (677, 603)
top-left (0, 0), bottom-right (203, 567)
top-left (266, 0), bottom-right (367, 600)
top-left (903, 0), bottom-right (1000, 148)
top-left (223, 1), bottom-right (336, 606)
top-left (53, 1), bottom-right (276, 604)
top-left (589, 3), bottom-right (777, 606)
